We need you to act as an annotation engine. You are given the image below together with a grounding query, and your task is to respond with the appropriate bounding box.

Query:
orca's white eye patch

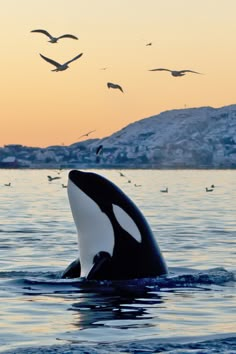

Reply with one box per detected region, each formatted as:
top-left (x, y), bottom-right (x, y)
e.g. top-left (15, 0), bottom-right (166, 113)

top-left (112, 204), bottom-right (142, 243)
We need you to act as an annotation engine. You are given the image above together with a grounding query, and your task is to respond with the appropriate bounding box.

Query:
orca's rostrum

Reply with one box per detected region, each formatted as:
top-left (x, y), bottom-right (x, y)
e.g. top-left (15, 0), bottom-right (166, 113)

top-left (62, 170), bottom-right (168, 280)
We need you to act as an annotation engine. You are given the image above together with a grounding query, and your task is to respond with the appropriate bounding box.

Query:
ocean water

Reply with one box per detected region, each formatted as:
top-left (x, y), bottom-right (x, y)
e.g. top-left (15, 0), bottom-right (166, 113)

top-left (0, 168), bottom-right (235, 354)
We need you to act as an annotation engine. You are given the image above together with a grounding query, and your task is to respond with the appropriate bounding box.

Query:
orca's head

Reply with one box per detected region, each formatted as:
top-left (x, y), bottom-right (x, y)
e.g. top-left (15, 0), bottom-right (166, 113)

top-left (67, 170), bottom-right (144, 277)
top-left (68, 170), bottom-right (131, 208)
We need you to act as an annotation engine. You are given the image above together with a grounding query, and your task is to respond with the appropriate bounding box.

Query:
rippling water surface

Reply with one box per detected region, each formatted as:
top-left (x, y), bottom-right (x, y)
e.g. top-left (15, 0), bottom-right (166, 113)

top-left (0, 169), bottom-right (235, 353)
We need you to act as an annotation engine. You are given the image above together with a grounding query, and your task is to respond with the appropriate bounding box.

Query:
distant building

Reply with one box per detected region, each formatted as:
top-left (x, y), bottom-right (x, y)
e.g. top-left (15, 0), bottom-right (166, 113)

top-left (0, 156), bottom-right (18, 168)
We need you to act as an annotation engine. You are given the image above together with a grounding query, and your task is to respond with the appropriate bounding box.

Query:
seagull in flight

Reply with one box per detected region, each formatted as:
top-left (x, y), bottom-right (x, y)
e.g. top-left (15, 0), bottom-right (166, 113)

top-left (96, 145), bottom-right (103, 155)
top-left (78, 130), bottom-right (96, 139)
top-left (31, 29), bottom-right (78, 43)
top-left (39, 53), bottom-right (83, 72)
top-left (107, 82), bottom-right (124, 92)
top-left (149, 68), bottom-right (202, 77)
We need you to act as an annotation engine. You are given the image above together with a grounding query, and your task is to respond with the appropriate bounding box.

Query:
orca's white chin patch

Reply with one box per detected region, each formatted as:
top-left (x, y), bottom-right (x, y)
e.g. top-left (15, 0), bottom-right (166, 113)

top-left (67, 179), bottom-right (115, 277)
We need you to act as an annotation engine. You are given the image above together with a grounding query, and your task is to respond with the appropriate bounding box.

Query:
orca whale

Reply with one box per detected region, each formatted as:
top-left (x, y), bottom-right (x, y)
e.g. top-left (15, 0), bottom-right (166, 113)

top-left (62, 170), bottom-right (168, 280)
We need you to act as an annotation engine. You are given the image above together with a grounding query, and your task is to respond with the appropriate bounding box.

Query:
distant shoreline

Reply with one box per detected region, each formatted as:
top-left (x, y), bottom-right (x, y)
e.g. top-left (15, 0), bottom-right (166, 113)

top-left (0, 165), bottom-right (236, 170)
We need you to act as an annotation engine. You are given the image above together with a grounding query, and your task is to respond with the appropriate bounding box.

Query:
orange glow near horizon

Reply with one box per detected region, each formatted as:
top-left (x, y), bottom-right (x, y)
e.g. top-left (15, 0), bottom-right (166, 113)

top-left (1, 0), bottom-right (236, 147)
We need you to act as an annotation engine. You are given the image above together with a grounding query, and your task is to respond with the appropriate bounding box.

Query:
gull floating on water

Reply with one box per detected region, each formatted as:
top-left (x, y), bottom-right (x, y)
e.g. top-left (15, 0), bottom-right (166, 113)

top-left (31, 29), bottom-right (78, 43)
top-left (107, 82), bottom-right (124, 92)
top-left (39, 53), bottom-right (83, 72)
top-left (206, 187), bottom-right (214, 192)
top-left (47, 175), bottom-right (61, 182)
top-left (149, 68), bottom-right (202, 77)
top-left (119, 172), bottom-right (125, 177)
top-left (160, 187), bottom-right (168, 193)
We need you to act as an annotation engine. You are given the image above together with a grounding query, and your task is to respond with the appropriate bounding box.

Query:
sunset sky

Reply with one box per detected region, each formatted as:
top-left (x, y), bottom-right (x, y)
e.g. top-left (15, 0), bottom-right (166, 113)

top-left (1, 0), bottom-right (236, 147)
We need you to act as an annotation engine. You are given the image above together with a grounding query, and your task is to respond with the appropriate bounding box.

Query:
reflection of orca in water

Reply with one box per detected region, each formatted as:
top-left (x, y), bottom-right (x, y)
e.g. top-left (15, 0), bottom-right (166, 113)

top-left (62, 170), bottom-right (168, 280)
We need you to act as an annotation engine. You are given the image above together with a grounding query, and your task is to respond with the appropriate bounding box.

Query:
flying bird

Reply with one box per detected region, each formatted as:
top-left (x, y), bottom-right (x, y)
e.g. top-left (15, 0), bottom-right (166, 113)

top-left (39, 53), bottom-right (83, 72)
top-left (96, 145), bottom-right (103, 155)
top-left (146, 42), bottom-right (152, 46)
top-left (95, 144), bottom-right (103, 164)
top-left (31, 29), bottom-right (78, 43)
top-left (149, 68), bottom-right (202, 77)
top-left (107, 82), bottom-right (124, 93)
top-left (78, 130), bottom-right (96, 139)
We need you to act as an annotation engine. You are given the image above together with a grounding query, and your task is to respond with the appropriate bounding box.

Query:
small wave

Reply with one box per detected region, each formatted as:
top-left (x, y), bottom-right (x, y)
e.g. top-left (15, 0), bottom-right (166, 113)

top-left (1, 267), bottom-right (235, 291)
top-left (0, 270), bottom-right (58, 279)
top-left (0, 228), bottom-right (48, 234)
top-left (1, 333), bottom-right (236, 353)
top-left (165, 267), bottom-right (236, 286)
top-left (74, 267), bottom-right (235, 291)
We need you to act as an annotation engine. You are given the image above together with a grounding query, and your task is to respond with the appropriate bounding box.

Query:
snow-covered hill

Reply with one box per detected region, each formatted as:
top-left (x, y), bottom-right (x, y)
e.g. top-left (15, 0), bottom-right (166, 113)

top-left (1, 104), bottom-right (236, 168)
top-left (93, 104), bottom-right (236, 168)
